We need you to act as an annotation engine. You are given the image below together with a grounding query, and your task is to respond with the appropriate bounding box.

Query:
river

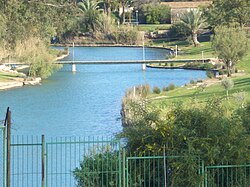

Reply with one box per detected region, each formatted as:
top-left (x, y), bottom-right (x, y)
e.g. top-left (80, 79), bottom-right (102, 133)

top-left (0, 47), bottom-right (206, 137)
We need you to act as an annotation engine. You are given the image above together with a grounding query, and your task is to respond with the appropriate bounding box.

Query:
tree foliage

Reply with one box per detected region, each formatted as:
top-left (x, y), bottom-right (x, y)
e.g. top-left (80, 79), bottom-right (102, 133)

top-left (78, 0), bottom-right (102, 33)
top-left (180, 9), bottom-right (206, 46)
top-left (120, 97), bottom-right (250, 165)
top-left (139, 3), bottom-right (171, 24)
top-left (212, 25), bottom-right (248, 76)
top-left (205, 0), bottom-right (250, 28)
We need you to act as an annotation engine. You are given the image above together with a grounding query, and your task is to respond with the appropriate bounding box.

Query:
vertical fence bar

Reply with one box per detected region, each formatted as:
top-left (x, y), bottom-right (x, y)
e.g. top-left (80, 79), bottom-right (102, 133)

top-left (6, 110), bottom-right (11, 187)
top-left (3, 126), bottom-right (7, 187)
top-left (41, 135), bottom-right (45, 187)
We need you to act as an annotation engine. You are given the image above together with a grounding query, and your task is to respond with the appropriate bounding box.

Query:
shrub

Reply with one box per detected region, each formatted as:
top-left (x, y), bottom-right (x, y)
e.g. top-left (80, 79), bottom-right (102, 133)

top-left (197, 79), bottom-right (203, 83)
top-left (190, 79), bottom-right (196, 84)
top-left (170, 62), bottom-right (174, 67)
top-left (139, 3), bottom-right (171, 24)
top-left (168, 22), bottom-right (192, 39)
top-left (74, 150), bottom-right (119, 187)
top-left (168, 83), bottom-right (175, 90)
top-left (206, 71), bottom-right (215, 78)
top-left (218, 69), bottom-right (228, 75)
top-left (153, 86), bottom-right (161, 94)
top-left (163, 86), bottom-right (169, 91)
top-left (221, 78), bottom-right (234, 97)
top-left (112, 26), bottom-right (139, 45)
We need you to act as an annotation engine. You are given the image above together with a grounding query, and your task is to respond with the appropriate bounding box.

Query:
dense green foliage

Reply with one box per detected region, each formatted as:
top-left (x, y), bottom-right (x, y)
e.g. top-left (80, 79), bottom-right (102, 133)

top-left (205, 0), bottom-right (250, 28)
top-left (74, 151), bottom-right (120, 187)
top-left (138, 3), bottom-right (171, 24)
top-left (120, 96), bottom-right (250, 165)
top-left (212, 26), bottom-right (248, 76)
top-left (180, 9), bottom-right (206, 46)
top-left (0, 0), bottom-right (78, 79)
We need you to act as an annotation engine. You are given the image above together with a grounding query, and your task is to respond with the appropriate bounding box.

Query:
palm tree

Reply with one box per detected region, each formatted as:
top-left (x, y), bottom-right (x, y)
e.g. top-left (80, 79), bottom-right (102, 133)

top-left (78, 0), bottom-right (101, 33)
top-left (118, 0), bottom-right (132, 24)
top-left (180, 9), bottom-right (206, 47)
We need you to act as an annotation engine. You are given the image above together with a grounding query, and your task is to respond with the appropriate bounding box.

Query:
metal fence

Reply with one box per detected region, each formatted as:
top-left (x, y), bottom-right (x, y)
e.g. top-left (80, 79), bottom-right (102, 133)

top-left (205, 164), bottom-right (250, 187)
top-left (1, 134), bottom-right (249, 187)
top-left (45, 136), bottom-right (121, 187)
top-left (10, 135), bottom-right (43, 187)
top-left (0, 126), bottom-right (6, 187)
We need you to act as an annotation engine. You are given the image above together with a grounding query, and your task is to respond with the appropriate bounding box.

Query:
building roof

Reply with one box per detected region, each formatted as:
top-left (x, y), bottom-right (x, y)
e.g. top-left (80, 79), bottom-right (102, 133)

top-left (161, 1), bottom-right (212, 9)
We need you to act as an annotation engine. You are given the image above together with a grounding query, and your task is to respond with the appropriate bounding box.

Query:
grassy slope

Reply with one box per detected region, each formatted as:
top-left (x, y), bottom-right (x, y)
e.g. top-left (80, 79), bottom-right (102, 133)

top-left (0, 71), bottom-right (22, 82)
top-left (135, 24), bottom-right (171, 32)
top-left (148, 41), bottom-right (250, 106)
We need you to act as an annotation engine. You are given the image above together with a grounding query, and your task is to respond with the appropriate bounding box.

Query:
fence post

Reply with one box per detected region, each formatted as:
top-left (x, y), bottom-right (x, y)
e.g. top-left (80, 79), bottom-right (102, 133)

top-left (6, 109), bottom-right (11, 187)
top-left (122, 148), bottom-right (126, 187)
top-left (42, 135), bottom-right (45, 187)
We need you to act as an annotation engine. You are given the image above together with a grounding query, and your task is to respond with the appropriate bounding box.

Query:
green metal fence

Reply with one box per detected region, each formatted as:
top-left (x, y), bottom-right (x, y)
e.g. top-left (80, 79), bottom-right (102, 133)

top-left (45, 136), bottom-right (121, 187)
top-left (0, 126), bottom-right (6, 187)
top-left (10, 135), bottom-right (43, 187)
top-left (205, 164), bottom-right (250, 187)
top-left (4, 134), bottom-right (250, 187)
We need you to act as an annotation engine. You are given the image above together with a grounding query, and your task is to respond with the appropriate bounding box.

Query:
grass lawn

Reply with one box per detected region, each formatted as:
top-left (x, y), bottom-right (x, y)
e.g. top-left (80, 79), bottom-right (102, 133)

top-left (0, 71), bottom-right (23, 82)
top-left (136, 24), bottom-right (171, 32)
top-left (148, 41), bottom-right (250, 107)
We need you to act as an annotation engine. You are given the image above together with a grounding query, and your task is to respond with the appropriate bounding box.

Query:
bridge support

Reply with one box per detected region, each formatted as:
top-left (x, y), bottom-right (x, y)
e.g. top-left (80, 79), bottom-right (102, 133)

top-left (142, 63), bottom-right (146, 71)
top-left (72, 63), bottom-right (76, 72)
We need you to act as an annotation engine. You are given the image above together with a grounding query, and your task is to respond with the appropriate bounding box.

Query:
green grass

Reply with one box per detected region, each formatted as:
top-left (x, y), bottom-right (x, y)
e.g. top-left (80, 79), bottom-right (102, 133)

top-left (0, 71), bottom-right (23, 81)
top-left (135, 24), bottom-right (171, 32)
top-left (147, 41), bottom-right (250, 107)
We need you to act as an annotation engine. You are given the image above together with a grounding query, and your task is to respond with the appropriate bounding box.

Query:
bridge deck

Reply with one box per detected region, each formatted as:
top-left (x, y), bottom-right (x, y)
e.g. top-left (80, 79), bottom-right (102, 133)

top-left (56, 59), bottom-right (210, 64)
top-left (4, 59), bottom-right (210, 65)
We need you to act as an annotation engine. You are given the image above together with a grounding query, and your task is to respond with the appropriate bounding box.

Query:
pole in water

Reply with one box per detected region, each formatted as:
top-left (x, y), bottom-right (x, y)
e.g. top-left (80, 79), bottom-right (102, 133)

top-left (72, 42), bottom-right (76, 72)
top-left (142, 35), bottom-right (146, 71)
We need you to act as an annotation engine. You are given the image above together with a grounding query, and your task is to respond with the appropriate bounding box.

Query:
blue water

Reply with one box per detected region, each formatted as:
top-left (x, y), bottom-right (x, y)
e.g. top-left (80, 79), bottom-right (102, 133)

top-left (0, 47), bottom-right (206, 137)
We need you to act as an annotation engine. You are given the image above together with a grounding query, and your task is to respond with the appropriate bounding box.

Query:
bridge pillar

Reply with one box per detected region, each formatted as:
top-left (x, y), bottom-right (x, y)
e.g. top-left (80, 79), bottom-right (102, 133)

top-left (72, 63), bottom-right (76, 72)
top-left (142, 63), bottom-right (146, 71)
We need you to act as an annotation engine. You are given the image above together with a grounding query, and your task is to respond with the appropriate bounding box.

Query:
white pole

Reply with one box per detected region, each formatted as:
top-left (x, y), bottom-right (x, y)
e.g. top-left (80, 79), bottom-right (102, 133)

top-left (142, 35), bottom-right (146, 71)
top-left (72, 42), bottom-right (76, 72)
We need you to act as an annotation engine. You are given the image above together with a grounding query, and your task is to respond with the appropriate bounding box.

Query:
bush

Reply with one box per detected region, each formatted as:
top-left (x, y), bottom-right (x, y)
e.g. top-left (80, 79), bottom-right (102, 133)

top-left (153, 86), bottom-right (161, 94)
top-left (139, 3), bottom-right (171, 24)
top-left (168, 83), bottom-right (175, 90)
top-left (190, 79), bottom-right (196, 84)
top-left (206, 71), bottom-right (215, 78)
top-left (112, 26), bottom-right (139, 45)
top-left (163, 86), bottom-right (169, 91)
top-left (197, 79), bottom-right (203, 83)
top-left (170, 62), bottom-right (174, 67)
top-left (74, 150), bottom-right (120, 187)
top-left (218, 69), bottom-right (228, 75)
top-left (168, 22), bottom-right (192, 39)
top-left (221, 78), bottom-right (234, 97)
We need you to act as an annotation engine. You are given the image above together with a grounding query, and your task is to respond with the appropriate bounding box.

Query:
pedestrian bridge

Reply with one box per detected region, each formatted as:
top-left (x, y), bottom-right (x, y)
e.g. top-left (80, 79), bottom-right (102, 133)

top-left (4, 58), bottom-right (210, 71)
top-left (57, 59), bottom-right (209, 65)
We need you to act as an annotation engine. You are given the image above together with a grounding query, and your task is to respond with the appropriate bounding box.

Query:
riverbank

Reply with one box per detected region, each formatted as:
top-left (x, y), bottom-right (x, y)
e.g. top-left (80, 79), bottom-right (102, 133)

top-left (0, 50), bottom-right (69, 91)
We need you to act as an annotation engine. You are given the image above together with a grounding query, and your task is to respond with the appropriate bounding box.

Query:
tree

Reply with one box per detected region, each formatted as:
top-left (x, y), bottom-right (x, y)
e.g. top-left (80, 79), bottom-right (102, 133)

top-left (212, 25), bottom-right (248, 77)
top-left (78, 0), bottom-right (102, 33)
top-left (118, 0), bottom-right (133, 24)
top-left (221, 78), bottom-right (234, 97)
top-left (205, 0), bottom-right (250, 28)
top-left (180, 9), bottom-right (206, 46)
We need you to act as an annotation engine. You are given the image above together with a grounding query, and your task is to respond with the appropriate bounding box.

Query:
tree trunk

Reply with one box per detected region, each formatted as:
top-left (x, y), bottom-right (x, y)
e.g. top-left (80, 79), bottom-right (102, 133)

top-left (120, 2), bottom-right (125, 24)
top-left (107, 0), bottom-right (111, 16)
top-left (227, 60), bottom-right (232, 77)
top-left (192, 32), bottom-right (200, 47)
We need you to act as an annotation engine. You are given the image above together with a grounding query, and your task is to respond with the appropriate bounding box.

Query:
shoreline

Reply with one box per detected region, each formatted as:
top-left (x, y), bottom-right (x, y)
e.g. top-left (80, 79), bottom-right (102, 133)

top-left (0, 52), bottom-right (69, 91)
